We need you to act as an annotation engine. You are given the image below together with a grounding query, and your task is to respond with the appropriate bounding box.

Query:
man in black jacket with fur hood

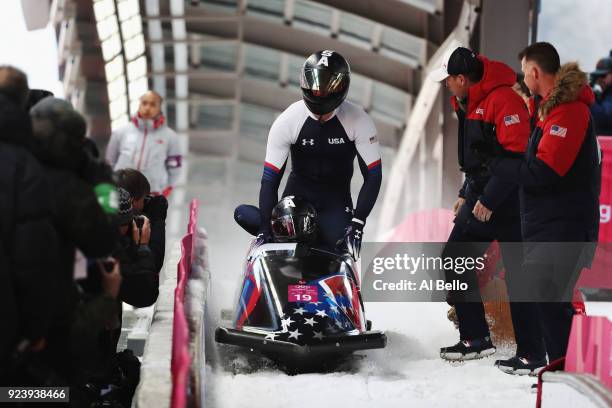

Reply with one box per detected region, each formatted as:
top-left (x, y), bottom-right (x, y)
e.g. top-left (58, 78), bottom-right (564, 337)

top-left (488, 43), bottom-right (601, 363)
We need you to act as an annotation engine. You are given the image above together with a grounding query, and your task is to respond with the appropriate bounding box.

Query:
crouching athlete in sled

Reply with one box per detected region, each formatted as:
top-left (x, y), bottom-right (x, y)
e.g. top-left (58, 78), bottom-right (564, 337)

top-left (234, 50), bottom-right (382, 259)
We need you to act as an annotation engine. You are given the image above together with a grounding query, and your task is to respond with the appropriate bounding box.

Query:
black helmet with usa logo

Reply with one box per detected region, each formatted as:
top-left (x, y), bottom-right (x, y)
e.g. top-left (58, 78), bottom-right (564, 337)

top-left (300, 50), bottom-right (350, 115)
top-left (270, 196), bottom-right (318, 244)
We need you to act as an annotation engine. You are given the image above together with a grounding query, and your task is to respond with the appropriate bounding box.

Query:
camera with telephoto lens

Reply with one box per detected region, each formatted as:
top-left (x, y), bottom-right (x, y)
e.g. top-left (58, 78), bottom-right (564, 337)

top-left (133, 215), bottom-right (145, 230)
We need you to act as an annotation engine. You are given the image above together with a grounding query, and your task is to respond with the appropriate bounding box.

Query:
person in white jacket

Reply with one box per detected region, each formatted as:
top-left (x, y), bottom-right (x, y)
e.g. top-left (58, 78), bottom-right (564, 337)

top-left (106, 91), bottom-right (182, 196)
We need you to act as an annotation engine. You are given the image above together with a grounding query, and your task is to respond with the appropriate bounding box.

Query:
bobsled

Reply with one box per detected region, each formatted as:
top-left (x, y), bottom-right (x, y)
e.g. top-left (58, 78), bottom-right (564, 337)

top-left (215, 242), bottom-right (386, 370)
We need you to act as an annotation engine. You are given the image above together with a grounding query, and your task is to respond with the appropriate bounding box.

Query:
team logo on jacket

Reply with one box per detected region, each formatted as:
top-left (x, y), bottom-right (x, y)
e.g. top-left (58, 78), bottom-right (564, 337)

top-left (475, 108), bottom-right (484, 115)
top-left (503, 114), bottom-right (520, 126)
top-left (550, 125), bottom-right (568, 137)
top-left (328, 138), bottom-right (345, 144)
top-left (302, 139), bottom-right (315, 146)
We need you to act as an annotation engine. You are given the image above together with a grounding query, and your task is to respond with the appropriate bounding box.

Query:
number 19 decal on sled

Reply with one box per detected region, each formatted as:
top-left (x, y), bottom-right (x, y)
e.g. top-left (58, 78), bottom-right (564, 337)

top-left (214, 242), bottom-right (387, 372)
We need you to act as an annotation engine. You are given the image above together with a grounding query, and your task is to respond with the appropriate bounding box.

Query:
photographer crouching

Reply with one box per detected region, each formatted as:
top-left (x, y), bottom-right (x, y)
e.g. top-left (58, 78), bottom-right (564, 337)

top-left (113, 187), bottom-right (159, 308)
top-left (114, 168), bottom-right (167, 273)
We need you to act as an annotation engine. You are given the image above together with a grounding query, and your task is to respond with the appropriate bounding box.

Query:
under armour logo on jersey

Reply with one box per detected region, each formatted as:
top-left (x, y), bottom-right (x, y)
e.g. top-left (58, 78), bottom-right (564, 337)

top-left (316, 50), bottom-right (334, 67)
top-left (302, 139), bottom-right (315, 146)
top-left (475, 108), bottom-right (484, 115)
top-left (328, 138), bottom-right (345, 144)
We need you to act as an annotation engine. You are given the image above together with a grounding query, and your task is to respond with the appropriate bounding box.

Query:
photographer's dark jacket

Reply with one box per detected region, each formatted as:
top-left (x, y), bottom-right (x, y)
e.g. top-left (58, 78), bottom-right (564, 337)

top-left (452, 57), bottom-right (531, 226)
top-left (490, 63), bottom-right (601, 241)
top-left (115, 234), bottom-right (159, 308)
top-left (0, 97), bottom-right (58, 366)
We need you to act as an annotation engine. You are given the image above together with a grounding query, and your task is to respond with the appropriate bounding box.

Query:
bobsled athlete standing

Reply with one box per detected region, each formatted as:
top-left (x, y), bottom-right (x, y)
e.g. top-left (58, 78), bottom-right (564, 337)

top-left (234, 50), bottom-right (382, 259)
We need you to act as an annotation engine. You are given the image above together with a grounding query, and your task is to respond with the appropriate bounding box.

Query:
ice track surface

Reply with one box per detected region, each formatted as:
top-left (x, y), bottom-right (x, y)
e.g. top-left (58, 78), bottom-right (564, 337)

top-left (205, 301), bottom-right (536, 408)
top-left (202, 234), bottom-right (536, 407)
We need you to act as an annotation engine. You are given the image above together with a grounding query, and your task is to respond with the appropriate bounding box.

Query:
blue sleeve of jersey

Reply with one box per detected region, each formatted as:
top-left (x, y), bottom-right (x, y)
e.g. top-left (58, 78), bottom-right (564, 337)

top-left (354, 156), bottom-right (382, 222)
top-left (258, 161), bottom-right (286, 234)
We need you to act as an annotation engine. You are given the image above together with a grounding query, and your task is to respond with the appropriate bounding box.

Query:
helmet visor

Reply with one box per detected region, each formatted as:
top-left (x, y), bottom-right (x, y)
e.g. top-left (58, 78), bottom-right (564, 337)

top-left (300, 68), bottom-right (348, 97)
top-left (271, 214), bottom-right (297, 240)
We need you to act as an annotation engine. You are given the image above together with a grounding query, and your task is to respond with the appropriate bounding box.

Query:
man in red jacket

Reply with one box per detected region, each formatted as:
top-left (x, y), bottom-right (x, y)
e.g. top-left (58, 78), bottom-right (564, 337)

top-left (432, 47), bottom-right (546, 373)
top-left (488, 42), bottom-right (601, 363)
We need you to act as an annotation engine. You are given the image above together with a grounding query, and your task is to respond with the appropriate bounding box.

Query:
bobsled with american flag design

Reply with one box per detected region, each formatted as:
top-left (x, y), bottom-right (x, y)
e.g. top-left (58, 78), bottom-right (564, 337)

top-left (215, 242), bottom-right (386, 369)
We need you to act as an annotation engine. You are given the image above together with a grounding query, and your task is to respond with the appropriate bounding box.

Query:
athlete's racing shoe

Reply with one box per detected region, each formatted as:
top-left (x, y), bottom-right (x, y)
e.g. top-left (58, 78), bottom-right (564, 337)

top-left (494, 356), bottom-right (547, 376)
top-left (440, 337), bottom-right (496, 361)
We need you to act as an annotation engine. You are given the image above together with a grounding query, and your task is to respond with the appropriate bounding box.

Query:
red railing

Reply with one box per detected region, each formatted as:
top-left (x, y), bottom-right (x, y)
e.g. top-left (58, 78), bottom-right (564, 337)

top-left (171, 199), bottom-right (199, 408)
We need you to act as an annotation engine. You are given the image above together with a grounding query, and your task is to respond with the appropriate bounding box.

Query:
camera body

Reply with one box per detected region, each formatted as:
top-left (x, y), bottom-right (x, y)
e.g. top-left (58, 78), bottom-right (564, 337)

top-left (133, 215), bottom-right (145, 230)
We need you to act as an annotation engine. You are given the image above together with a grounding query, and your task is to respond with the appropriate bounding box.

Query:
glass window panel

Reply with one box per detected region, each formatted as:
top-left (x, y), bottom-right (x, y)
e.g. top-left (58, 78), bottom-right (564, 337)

top-left (371, 82), bottom-right (407, 122)
top-left (107, 76), bottom-right (126, 101)
top-left (240, 103), bottom-right (277, 143)
top-left (246, 0), bottom-right (284, 20)
top-left (200, 44), bottom-right (238, 72)
top-left (96, 16), bottom-right (118, 41)
top-left (124, 34), bottom-right (145, 61)
top-left (339, 13), bottom-right (374, 42)
top-left (244, 44), bottom-right (280, 82)
top-left (127, 55), bottom-right (147, 81)
top-left (293, 0), bottom-right (332, 30)
top-left (128, 76), bottom-right (149, 101)
top-left (197, 0), bottom-right (238, 13)
top-left (166, 103), bottom-right (176, 128)
top-left (101, 33), bottom-right (122, 61)
top-left (380, 27), bottom-right (422, 61)
top-left (93, 0), bottom-right (115, 22)
top-left (109, 95), bottom-right (128, 120)
top-left (105, 55), bottom-right (124, 81)
top-left (121, 15), bottom-right (142, 40)
top-left (198, 104), bottom-right (234, 130)
top-left (117, 0), bottom-right (139, 21)
top-left (287, 54), bottom-right (305, 88)
top-left (346, 73), bottom-right (367, 106)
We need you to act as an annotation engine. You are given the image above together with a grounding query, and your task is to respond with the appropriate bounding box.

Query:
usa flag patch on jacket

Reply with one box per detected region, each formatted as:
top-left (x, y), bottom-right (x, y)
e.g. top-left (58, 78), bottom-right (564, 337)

top-left (550, 125), bottom-right (568, 137)
top-left (503, 114), bottom-right (520, 126)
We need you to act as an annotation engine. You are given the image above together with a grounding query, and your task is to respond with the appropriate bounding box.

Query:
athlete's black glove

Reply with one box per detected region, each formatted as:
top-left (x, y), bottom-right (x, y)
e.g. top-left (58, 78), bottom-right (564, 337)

top-left (338, 218), bottom-right (365, 261)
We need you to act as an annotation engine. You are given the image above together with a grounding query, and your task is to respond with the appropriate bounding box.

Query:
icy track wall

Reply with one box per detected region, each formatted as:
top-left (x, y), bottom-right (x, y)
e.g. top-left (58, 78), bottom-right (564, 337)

top-left (134, 200), bottom-right (209, 408)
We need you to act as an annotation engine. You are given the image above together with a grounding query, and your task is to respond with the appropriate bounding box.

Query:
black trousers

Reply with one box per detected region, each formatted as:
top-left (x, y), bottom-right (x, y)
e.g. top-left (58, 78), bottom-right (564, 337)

top-left (443, 216), bottom-right (545, 359)
top-left (522, 240), bottom-right (590, 361)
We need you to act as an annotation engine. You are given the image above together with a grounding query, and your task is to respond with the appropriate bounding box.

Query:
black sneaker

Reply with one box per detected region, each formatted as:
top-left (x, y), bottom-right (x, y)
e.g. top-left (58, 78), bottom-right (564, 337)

top-left (440, 337), bottom-right (496, 361)
top-left (495, 356), bottom-right (547, 376)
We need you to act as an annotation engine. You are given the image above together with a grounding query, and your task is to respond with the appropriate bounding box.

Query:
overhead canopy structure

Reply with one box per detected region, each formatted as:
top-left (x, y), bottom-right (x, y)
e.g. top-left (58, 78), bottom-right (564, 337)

top-left (27, 0), bottom-right (534, 234)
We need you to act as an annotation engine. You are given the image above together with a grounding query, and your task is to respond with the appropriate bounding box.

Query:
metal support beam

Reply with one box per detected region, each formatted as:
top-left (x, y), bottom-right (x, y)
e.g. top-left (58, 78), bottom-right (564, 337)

top-left (376, 1), bottom-right (478, 239)
top-left (479, 0), bottom-right (530, 71)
